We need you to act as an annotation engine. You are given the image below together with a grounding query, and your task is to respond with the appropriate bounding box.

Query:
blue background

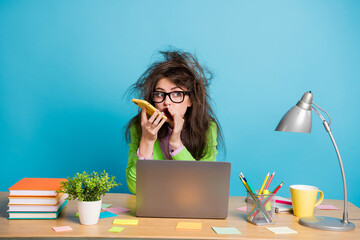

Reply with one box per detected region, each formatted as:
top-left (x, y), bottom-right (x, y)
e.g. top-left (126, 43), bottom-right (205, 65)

top-left (1, 1), bottom-right (359, 207)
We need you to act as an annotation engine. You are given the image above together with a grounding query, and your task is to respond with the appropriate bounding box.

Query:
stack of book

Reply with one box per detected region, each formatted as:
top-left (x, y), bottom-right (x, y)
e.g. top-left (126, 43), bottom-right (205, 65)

top-left (8, 178), bottom-right (68, 219)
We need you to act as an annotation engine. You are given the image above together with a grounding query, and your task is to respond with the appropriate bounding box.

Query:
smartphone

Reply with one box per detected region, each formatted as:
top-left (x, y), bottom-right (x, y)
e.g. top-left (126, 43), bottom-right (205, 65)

top-left (132, 99), bottom-right (167, 120)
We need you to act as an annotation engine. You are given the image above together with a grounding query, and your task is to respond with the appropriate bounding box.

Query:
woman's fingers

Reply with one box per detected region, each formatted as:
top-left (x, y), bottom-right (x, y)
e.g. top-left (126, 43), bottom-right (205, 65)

top-left (152, 112), bottom-right (165, 126)
top-left (148, 110), bottom-right (159, 123)
top-left (154, 116), bottom-right (167, 132)
top-left (141, 107), bottom-right (148, 125)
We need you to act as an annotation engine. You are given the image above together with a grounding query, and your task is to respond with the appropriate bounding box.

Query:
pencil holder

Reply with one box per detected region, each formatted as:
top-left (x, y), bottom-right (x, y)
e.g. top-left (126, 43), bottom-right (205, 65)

top-left (246, 190), bottom-right (275, 225)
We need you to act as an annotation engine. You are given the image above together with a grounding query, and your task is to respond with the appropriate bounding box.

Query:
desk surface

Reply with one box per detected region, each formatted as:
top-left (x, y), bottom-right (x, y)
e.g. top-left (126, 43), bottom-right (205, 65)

top-left (0, 192), bottom-right (359, 239)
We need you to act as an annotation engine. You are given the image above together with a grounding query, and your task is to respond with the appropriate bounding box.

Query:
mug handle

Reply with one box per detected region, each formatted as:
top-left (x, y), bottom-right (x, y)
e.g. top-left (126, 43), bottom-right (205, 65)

top-left (314, 190), bottom-right (324, 207)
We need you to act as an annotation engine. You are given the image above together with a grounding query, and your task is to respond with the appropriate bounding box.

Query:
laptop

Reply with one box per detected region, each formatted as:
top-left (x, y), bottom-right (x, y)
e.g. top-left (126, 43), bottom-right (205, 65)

top-left (136, 159), bottom-right (231, 219)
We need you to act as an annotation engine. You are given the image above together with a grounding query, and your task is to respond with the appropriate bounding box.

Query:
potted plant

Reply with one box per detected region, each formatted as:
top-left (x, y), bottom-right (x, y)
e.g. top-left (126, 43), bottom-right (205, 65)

top-left (58, 171), bottom-right (121, 225)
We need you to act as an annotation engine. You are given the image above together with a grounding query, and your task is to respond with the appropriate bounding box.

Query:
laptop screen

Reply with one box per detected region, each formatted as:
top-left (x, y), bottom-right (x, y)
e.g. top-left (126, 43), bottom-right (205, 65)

top-left (136, 160), bottom-right (231, 219)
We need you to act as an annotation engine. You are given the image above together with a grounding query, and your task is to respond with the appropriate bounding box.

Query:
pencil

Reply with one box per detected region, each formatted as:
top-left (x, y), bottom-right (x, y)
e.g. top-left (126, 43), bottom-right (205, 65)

top-left (264, 171), bottom-right (275, 190)
top-left (259, 172), bottom-right (269, 194)
top-left (271, 181), bottom-right (284, 194)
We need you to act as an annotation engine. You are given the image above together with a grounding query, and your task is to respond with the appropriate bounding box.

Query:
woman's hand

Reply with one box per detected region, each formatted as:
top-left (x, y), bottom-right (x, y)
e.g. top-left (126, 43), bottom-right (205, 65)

top-left (168, 105), bottom-right (185, 150)
top-left (139, 107), bottom-right (166, 158)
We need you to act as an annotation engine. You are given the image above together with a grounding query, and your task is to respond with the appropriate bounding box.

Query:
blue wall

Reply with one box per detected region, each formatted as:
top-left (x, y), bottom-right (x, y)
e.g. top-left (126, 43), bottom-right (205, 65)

top-left (1, 1), bottom-right (359, 207)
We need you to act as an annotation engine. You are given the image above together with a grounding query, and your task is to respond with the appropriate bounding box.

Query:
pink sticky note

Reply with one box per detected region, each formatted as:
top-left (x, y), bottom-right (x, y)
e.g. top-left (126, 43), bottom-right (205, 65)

top-left (316, 205), bottom-right (340, 210)
top-left (236, 206), bottom-right (247, 212)
top-left (104, 207), bottom-right (131, 214)
top-left (52, 226), bottom-right (73, 232)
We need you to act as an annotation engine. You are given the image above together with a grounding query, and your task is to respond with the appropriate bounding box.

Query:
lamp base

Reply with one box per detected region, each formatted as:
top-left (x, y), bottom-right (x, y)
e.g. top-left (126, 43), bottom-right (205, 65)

top-left (299, 216), bottom-right (355, 231)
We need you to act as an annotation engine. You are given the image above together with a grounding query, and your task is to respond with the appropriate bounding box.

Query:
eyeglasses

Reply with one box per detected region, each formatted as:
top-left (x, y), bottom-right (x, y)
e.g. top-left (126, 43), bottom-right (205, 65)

top-left (152, 91), bottom-right (190, 103)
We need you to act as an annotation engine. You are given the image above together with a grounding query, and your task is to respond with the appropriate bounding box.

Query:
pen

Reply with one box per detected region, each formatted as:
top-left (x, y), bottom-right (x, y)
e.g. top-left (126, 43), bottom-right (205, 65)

top-left (238, 174), bottom-right (250, 192)
top-left (264, 171), bottom-right (275, 190)
top-left (259, 172), bottom-right (269, 194)
top-left (240, 172), bottom-right (255, 193)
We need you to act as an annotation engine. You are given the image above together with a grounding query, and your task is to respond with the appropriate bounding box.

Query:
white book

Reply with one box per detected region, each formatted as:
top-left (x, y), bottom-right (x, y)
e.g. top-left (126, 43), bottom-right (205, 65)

top-left (275, 196), bottom-right (293, 213)
top-left (8, 194), bottom-right (68, 212)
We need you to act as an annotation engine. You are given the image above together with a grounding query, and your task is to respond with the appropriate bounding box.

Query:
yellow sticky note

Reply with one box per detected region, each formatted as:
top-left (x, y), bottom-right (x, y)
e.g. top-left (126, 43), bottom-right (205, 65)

top-left (113, 219), bottom-right (139, 226)
top-left (176, 222), bottom-right (202, 230)
top-left (108, 226), bottom-right (124, 233)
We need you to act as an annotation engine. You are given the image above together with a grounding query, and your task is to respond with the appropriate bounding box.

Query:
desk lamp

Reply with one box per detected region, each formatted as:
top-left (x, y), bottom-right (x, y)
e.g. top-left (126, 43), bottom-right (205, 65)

top-left (275, 91), bottom-right (355, 231)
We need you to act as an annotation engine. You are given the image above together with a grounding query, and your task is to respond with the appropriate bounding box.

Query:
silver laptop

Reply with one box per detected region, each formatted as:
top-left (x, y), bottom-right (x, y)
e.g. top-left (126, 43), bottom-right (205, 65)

top-left (136, 160), bottom-right (231, 219)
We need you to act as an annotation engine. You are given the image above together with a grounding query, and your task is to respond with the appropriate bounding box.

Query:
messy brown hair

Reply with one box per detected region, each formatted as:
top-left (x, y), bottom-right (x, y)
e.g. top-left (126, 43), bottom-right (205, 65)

top-left (125, 50), bottom-right (224, 160)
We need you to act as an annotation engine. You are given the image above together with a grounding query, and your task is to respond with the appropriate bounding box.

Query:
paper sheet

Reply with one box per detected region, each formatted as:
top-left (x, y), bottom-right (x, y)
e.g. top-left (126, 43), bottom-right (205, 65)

top-left (265, 227), bottom-right (297, 234)
top-left (212, 227), bottom-right (241, 234)
top-left (99, 211), bottom-right (117, 218)
top-left (108, 226), bottom-right (124, 233)
top-left (316, 204), bottom-right (340, 210)
top-left (113, 219), bottom-right (139, 225)
top-left (101, 203), bottom-right (113, 209)
top-left (52, 226), bottom-right (73, 232)
top-left (176, 222), bottom-right (202, 230)
top-left (104, 207), bottom-right (131, 214)
top-left (236, 206), bottom-right (247, 211)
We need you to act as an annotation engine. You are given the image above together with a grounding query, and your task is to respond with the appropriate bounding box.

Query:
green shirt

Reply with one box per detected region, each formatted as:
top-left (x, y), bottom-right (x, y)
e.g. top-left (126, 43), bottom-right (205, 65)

top-left (126, 122), bottom-right (218, 194)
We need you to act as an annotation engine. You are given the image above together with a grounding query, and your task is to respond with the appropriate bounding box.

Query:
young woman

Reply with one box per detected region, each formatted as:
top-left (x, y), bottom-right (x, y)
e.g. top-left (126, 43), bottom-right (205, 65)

top-left (125, 50), bottom-right (223, 194)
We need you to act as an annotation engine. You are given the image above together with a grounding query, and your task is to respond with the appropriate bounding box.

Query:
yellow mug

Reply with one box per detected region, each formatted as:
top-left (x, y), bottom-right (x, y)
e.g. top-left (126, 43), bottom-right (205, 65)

top-left (290, 185), bottom-right (324, 217)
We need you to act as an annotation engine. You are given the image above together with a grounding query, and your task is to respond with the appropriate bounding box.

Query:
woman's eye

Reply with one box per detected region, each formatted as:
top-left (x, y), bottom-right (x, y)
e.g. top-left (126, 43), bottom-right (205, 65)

top-left (172, 92), bottom-right (181, 97)
top-left (155, 92), bottom-right (164, 97)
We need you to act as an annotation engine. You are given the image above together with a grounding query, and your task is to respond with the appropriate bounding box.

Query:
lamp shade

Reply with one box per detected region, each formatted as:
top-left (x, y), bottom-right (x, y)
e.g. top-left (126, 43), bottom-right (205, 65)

top-left (275, 92), bottom-right (313, 133)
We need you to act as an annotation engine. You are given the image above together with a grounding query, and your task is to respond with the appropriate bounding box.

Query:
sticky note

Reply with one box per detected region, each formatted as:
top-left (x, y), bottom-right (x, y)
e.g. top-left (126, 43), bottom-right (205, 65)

top-left (236, 206), bottom-right (247, 212)
top-left (108, 226), bottom-right (124, 233)
top-left (316, 204), bottom-right (340, 210)
top-left (176, 222), bottom-right (202, 230)
top-left (52, 226), bottom-right (73, 232)
top-left (113, 219), bottom-right (139, 225)
top-left (265, 227), bottom-right (297, 234)
top-left (75, 212), bottom-right (79, 217)
top-left (104, 207), bottom-right (131, 214)
top-left (99, 211), bottom-right (118, 219)
top-left (101, 203), bottom-right (113, 209)
top-left (212, 227), bottom-right (241, 234)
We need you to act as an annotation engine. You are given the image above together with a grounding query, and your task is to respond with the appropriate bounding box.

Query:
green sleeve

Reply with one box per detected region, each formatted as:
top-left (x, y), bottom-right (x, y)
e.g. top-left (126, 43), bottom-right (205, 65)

top-left (172, 122), bottom-right (218, 162)
top-left (126, 124), bottom-right (139, 194)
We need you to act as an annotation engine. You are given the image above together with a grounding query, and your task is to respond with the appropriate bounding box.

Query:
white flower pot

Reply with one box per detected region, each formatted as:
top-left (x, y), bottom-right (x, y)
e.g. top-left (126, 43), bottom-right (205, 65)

top-left (77, 199), bottom-right (102, 225)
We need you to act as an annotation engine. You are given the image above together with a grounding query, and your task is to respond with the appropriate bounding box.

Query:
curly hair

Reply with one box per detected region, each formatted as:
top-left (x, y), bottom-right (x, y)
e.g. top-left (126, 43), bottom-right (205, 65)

top-left (125, 50), bottom-right (224, 160)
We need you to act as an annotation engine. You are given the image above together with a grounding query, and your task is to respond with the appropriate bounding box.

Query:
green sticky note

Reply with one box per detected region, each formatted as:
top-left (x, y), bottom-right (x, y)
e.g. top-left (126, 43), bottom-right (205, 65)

top-left (101, 203), bottom-right (112, 209)
top-left (75, 212), bottom-right (79, 217)
top-left (212, 227), bottom-right (241, 234)
top-left (108, 226), bottom-right (124, 233)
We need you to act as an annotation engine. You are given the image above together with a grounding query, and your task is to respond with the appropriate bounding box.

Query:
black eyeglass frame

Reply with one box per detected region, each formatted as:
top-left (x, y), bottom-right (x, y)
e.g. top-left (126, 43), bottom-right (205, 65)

top-left (152, 91), bottom-right (190, 103)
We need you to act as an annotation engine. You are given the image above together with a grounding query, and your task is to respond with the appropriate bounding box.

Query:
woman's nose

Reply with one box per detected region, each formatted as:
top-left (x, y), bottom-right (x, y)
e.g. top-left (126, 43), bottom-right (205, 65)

top-left (163, 94), bottom-right (172, 105)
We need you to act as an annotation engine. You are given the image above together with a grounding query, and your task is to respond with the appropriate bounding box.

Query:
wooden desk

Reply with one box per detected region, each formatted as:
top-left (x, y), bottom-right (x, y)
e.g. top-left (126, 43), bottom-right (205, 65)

top-left (0, 192), bottom-right (359, 239)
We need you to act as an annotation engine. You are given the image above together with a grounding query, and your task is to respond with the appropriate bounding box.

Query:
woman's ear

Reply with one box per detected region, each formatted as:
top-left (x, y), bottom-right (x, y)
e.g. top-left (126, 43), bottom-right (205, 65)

top-left (187, 97), bottom-right (192, 107)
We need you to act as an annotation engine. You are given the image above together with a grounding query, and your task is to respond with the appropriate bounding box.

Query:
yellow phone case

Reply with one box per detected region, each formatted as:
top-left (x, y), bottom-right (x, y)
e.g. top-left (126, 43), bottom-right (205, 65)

top-left (132, 99), bottom-right (167, 120)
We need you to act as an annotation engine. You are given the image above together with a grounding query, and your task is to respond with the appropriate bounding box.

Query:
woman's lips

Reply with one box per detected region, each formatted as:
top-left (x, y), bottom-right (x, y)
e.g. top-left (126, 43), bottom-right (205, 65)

top-left (162, 108), bottom-right (172, 119)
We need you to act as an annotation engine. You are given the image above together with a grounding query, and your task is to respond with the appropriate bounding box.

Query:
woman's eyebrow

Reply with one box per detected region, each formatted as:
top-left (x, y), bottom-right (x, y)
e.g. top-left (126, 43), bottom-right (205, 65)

top-left (171, 86), bottom-right (184, 90)
top-left (155, 87), bottom-right (165, 91)
top-left (155, 87), bottom-right (184, 91)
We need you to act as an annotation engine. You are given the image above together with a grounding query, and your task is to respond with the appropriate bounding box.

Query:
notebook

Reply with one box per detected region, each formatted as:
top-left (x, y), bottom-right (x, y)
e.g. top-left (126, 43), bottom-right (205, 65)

top-left (136, 160), bottom-right (231, 219)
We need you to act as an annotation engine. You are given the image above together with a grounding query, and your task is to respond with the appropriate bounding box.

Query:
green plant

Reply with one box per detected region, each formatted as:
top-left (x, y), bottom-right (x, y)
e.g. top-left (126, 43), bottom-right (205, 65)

top-left (58, 171), bottom-right (121, 201)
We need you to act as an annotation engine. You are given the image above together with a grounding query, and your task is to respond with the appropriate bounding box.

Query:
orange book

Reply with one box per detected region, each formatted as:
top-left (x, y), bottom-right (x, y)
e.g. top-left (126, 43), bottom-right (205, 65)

top-left (8, 178), bottom-right (67, 197)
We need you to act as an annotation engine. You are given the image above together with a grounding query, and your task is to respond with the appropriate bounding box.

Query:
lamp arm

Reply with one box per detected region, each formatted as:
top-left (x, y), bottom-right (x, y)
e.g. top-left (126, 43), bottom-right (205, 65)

top-left (312, 107), bottom-right (350, 224)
